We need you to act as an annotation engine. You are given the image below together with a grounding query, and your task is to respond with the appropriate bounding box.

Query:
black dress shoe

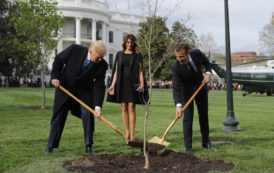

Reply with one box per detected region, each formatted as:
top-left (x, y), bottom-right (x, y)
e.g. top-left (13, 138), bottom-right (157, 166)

top-left (202, 141), bottom-right (217, 151)
top-left (186, 148), bottom-right (193, 155)
top-left (45, 146), bottom-right (53, 155)
top-left (85, 146), bottom-right (93, 155)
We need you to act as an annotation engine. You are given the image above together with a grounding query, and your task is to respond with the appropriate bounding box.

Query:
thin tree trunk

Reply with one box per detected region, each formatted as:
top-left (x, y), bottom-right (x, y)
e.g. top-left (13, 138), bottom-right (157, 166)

top-left (41, 63), bottom-right (46, 110)
top-left (143, 41), bottom-right (153, 169)
top-left (143, 107), bottom-right (149, 169)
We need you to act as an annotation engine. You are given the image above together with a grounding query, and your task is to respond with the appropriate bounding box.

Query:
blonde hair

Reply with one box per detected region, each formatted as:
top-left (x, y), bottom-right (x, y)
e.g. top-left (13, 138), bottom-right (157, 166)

top-left (89, 41), bottom-right (107, 57)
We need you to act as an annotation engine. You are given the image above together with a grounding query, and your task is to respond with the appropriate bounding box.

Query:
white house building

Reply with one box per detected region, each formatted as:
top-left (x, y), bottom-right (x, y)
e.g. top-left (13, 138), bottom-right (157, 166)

top-left (54, 0), bottom-right (144, 76)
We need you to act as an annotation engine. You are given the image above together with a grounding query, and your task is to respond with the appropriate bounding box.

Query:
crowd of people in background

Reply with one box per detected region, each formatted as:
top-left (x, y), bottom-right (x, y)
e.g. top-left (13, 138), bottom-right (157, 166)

top-left (207, 82), bottom-right (225, 91)
top-left (151, 80), bottom-right (173, 89)
top-left (148, 80), bottom-right (228, 91)
top-left (1, 72), bottom-right (232, 92)
top-left (1, 74), bottom-right (240, 92)
top-left (0, 74), bottom-right (51, 88)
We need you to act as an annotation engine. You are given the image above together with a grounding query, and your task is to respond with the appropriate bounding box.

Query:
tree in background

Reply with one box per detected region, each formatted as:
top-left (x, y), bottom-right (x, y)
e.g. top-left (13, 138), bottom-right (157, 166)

top-left (138, 16), bottom-right (170, 80)
top-left (0, 0), bottom-right (14, 75)
top-left (197, 32), bottom-right (227, 65)
top-left (170, 21), bottom-right (198, 48)
top-left (198, 32), bottom-right (219, 60)
top-left (259, 15), bottom-right (274, 55)
top-left (0, 0), bottom-right (37, 77)
top-left (138, 18), bottom-right (199, 81)
top-left (11, 0), bottom-right (63, 109)
top-left (158, 20), bottom-right (199, 80)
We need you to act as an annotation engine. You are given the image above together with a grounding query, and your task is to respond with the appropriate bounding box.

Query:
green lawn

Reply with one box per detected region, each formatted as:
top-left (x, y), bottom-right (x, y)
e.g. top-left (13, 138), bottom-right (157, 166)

top-left (0, 88), bottom-right (274, 173)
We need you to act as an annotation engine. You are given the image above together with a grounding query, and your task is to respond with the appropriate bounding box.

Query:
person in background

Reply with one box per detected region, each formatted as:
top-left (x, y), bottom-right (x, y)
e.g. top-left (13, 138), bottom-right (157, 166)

top-left (45, 41), bottom-right (108, 155)
top-left (107, 34), bottom-right (147, 141)
top-left (172, 43), bottom-right (215, 155)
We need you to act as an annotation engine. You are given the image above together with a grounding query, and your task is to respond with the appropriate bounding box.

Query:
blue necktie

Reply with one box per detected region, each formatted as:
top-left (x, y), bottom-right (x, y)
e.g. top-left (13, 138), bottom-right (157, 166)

top-left (82, 59), bottom-right (91, 72)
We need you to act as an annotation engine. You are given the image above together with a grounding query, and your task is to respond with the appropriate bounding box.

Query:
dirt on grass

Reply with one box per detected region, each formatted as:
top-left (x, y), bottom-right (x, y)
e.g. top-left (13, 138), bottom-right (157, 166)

top-left (64, 149), bottom-right (234, 173)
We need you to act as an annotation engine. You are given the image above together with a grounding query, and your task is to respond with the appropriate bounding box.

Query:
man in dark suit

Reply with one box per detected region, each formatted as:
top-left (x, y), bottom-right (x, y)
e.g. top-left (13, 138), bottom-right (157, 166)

top-left (45, 41), bottom-right (108, 155)
top-left (172, 43), bottom-right (214, 155)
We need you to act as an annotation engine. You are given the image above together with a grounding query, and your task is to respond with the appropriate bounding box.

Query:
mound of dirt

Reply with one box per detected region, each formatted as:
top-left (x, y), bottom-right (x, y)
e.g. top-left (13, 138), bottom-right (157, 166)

top-left (64, 150), bottom-right (234, 173)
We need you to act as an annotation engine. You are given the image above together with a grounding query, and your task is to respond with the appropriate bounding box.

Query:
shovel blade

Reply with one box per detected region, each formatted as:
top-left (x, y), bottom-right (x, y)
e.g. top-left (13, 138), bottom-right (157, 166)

top-left (127, 140), bottom-right (144, 147)
top-left (127, 139), bottom-right (167, 153)
top-left (149, 136), bottom-right (170, 147)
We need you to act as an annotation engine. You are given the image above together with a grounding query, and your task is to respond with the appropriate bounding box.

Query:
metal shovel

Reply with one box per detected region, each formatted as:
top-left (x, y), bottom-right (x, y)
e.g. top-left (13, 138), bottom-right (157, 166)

top-left (149, 79), bottom-right (207, 147)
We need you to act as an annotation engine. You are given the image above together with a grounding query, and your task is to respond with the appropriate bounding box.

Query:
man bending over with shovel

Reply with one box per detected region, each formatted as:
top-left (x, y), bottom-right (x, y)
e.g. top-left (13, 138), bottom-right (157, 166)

top-left (172, 43), bottom-right (215, 155)
top-left (45, 41), bottom-right (108, 155)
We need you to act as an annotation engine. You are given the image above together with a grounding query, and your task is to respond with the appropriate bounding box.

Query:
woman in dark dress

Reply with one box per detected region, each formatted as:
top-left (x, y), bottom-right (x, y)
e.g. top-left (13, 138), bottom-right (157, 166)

top-left (107, 34), bottom-right (145, 141)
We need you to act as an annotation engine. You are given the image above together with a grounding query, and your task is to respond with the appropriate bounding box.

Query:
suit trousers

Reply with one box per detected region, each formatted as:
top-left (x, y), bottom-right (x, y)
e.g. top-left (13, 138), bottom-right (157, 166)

top-left (47, 90), bottom-right (94, 148)
top-left (182, 85), bottom-right (209, 149)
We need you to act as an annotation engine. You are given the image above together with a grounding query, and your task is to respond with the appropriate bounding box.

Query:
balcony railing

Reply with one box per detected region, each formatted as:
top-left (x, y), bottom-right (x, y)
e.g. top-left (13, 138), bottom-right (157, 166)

top-left (81, 34), bottom-right (92, 40)
top-left (63, 33), bottom-right (75, 38)
top-left (59, 0), bottom-right (109, 9)
top-left (62, 33), bottom-right (93, 40)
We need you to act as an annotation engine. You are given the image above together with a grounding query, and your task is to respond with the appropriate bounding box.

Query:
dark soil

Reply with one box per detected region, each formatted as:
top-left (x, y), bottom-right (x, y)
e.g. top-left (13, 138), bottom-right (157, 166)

top-left (127, 139), bottom-right (166, 153)
top-left (64, 149), bottom-right (234, 173)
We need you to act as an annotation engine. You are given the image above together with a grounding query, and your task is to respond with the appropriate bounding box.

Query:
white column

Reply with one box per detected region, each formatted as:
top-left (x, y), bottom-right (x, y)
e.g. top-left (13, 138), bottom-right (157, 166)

top-left (76, 0), bottom-right (80, 5)
top-left (90, 19), bottom-right (93, 40)
top-left (102, 22), bottom-right (107, 44)
top-left (75, 17), bottom-right (82, 45)
top-left (92, 19), bottom-right (97, 41)
top-left (57, 39), bottom-right (63, 53)
top-left (57, 29), bottom-right (63, 53)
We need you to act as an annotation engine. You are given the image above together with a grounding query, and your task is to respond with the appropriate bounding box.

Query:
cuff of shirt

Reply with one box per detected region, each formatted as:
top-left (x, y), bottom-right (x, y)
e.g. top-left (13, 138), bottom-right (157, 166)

top-left (204, 71), bottom-right (212, 75)
top-left (176, 103), bottom-right (182, 108)
top-left (95, 106), bottom-right (101, 110)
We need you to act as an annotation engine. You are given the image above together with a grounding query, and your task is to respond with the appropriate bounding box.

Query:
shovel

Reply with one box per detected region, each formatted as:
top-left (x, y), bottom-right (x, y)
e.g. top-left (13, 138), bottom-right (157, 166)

top-left (149, 79), bottom-right (207, 147)
top-left (59, 85), bottom-right (165, 151)
top-left (58, 85), bottom-right (127, 142)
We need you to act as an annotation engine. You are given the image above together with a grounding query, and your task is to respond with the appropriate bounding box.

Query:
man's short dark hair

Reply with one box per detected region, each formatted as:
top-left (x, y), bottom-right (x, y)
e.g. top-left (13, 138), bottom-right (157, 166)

top-left (175, 43), bottom-right (190, 52)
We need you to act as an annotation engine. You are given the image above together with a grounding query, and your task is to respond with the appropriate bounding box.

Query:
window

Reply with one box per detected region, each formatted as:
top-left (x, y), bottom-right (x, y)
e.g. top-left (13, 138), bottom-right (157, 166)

top-left (109, 54), bottom-right (114, 69)
top-left (109, 31), bottom-right (114, 43)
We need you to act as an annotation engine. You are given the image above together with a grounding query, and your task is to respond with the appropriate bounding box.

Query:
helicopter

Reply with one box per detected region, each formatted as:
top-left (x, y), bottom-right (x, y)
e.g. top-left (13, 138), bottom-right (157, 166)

top-left (210, 59), bottom-right (274, 96)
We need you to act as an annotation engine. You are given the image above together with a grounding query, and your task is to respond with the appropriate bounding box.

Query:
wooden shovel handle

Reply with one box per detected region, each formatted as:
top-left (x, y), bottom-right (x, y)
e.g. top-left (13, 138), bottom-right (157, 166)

top-left (58, 85), bottom-right (124, 138)
top-left (161, 79), bottom-right (207, 141)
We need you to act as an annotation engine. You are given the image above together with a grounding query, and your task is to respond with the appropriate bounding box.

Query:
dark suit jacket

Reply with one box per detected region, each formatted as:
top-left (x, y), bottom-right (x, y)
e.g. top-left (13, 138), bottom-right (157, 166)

top-left (51, 44), bottom-right (108, 120)
top-left (172, 49), bottom-right (211, 105)
top-left (106, 50), bottom-right (147, 104)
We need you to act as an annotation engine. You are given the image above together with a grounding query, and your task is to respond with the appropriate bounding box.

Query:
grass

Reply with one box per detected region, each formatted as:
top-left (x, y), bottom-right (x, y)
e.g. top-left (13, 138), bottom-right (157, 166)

top-left (0, 88), bottom-right (274, 173)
